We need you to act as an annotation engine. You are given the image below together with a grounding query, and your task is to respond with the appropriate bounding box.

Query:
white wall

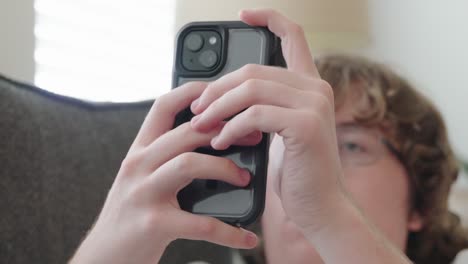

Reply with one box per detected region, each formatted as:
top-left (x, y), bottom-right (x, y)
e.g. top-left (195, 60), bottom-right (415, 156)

top-left (359, 0), bottom-right (468, 160)
top-left (0, 0), bottom-right (35, 83)
top-left (354, 0), bottom-right (468, 223)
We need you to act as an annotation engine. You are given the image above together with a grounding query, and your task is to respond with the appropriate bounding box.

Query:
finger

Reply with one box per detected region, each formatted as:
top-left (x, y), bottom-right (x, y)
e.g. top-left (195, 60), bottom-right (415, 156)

top-left (138, 122), bottom-right (261, 173)
top-left (201, 123), bottom-right (263, 146)
top-left (172, 211), bottom-right (258, 249)
top-left (192, 65), bottom-right (312, 114)
top-left (235, 130), bottom-right (263, 146)
top-left (239, 8), bottom-right (320, 77)
top-left (149, 152), bottom-right (251, 197)
top-left (192, 79), bottom-right (308, 132)
top-left (132, 81), bottom-right (208, 148)
top-left (138, 122), bottom-right (222, 173)
top-left (210, 105), bottom-right (309, 150)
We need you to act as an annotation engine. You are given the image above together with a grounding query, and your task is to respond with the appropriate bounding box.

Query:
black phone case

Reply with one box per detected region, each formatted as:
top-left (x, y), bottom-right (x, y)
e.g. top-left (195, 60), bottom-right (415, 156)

top-left (172, 21), bottom-right (285, 227)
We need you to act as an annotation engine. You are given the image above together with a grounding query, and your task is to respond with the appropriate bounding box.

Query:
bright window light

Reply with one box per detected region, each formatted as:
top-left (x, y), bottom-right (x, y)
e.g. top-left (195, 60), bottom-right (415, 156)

top-left (34, 0), bottom-right (175, 102)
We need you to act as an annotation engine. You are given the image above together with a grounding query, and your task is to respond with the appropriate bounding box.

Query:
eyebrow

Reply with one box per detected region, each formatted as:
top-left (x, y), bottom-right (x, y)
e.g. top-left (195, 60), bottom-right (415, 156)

top-left (336, 121), bottom-right (362, 129)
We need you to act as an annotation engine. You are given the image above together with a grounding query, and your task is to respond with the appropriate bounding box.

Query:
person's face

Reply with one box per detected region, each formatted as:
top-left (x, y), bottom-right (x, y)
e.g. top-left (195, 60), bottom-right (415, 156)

top-left (261, 94), bottom-right (423, 264)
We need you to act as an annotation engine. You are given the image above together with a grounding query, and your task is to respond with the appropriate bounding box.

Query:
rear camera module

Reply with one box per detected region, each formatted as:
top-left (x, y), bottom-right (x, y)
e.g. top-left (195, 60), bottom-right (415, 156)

top-left (181, 30), bottom-right (221, 72)
top-left (208, 36), bottom-right (217, 45)
top-left (185, 33), bottom-right (204, 52)
top-left (198, 50), bottom-right (218, 68)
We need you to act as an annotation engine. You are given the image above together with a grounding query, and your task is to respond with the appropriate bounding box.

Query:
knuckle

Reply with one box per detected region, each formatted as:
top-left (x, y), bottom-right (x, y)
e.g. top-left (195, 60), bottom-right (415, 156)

top-left (179, 122), bottom-right (195, 135)
top-left (219, 157), bottom-right (238, 174)
top-left (208, 97), bottom-right (221, 111)
top-left (196, 219), bottom-right (217, 237)
top-left (317, 80), bottom-right (334, 102)
top-left (173, 152), bottom-right (197, 173)
top-left (154, 93), bottom-right (171, 112)
top-left (240, 64), bottom-right (258, 79)
top-left (140, 211), bottom-right (166, 234)
top-left (122, 182), bottom-right (146, 207)
top-left (203, 84), bottom-right (220, 100)
top-left (304, 80), bottom-right (334, 113)
top-left (241, 79), bottom-right (262, 98)
top-left (246, 105), bottom-right (264, 120)
top-left (172, 122), bottom-right (193, 140)
top-left (120, 151), bottom-right (144, 175)
top-left (226, 158), bottom-right (239, 170)
top-left (289, 22), bottom-right (305, 36)
top-left (314, 93), bottom-right (332, 114)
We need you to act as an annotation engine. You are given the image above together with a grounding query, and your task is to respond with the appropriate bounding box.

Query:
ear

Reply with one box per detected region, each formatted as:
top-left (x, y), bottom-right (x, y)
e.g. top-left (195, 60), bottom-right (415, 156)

top-left (408, 211), bottom-right (424, 232)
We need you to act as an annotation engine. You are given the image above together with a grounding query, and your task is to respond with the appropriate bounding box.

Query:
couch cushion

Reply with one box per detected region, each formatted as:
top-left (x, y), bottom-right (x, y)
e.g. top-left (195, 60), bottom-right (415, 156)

top-left (0, 74), bottom-right (233, 264)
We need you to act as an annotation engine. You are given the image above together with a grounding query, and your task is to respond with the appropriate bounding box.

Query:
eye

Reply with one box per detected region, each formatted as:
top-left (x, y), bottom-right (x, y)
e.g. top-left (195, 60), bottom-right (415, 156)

top-left (340, 141), bottom-right (365, 153)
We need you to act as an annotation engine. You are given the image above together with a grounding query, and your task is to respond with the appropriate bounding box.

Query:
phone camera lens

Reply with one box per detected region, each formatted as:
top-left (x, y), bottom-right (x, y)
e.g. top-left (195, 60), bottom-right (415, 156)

top-left (185, 33), bottom-right (204, 52)
top-left (199, 50), bottom-right (218, 68)
top-left (208, 36), bottom-right (217, 45)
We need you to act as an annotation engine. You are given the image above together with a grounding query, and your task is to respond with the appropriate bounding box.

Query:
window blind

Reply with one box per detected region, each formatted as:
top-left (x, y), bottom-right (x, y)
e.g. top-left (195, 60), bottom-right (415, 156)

top-left (34, 0), bottom-right (175, 102)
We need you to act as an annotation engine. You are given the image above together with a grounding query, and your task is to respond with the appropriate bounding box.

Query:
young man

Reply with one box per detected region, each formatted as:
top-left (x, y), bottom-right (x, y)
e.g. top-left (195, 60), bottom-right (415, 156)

top-left (71, 9), bottom-right (468, 264)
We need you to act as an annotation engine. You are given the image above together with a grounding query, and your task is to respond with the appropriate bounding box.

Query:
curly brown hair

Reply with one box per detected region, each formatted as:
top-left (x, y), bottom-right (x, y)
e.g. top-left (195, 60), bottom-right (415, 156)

top-left (240, 54), bottom-right (468, 264)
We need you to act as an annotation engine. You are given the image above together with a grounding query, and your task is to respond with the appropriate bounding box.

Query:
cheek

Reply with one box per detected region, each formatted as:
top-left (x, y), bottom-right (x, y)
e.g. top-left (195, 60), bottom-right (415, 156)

top-left (343, 160), bottom-right (411, 250)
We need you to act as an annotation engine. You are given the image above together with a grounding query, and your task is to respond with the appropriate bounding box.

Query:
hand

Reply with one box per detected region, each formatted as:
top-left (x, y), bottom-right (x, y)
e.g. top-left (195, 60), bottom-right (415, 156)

top-left (190, 8), bottom-right (345, 234)
top-left (191, 9), bottom-right (409, 263)
top-left (191, 9), bottom-right (413, 264)
top-left (71, 82), bottom-right (259, 264)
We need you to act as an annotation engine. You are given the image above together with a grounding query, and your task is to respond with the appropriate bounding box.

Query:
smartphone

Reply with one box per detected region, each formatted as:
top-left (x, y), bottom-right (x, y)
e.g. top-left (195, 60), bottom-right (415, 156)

top-left (172, 21), bottom-right (285, 227)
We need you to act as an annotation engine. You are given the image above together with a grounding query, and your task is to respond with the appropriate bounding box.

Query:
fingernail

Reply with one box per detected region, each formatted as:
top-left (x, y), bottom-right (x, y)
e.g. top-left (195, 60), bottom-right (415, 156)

top-left (191, 98), bottom-right (200, 113)
top-left (240, 169), bottom-right (251, 184)
top-left (245, 231), bottom-right (257, 247)
top-left (210, 135), bottom-right (219, 147)
top-left (191, 115), bottom-right (201, 127)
